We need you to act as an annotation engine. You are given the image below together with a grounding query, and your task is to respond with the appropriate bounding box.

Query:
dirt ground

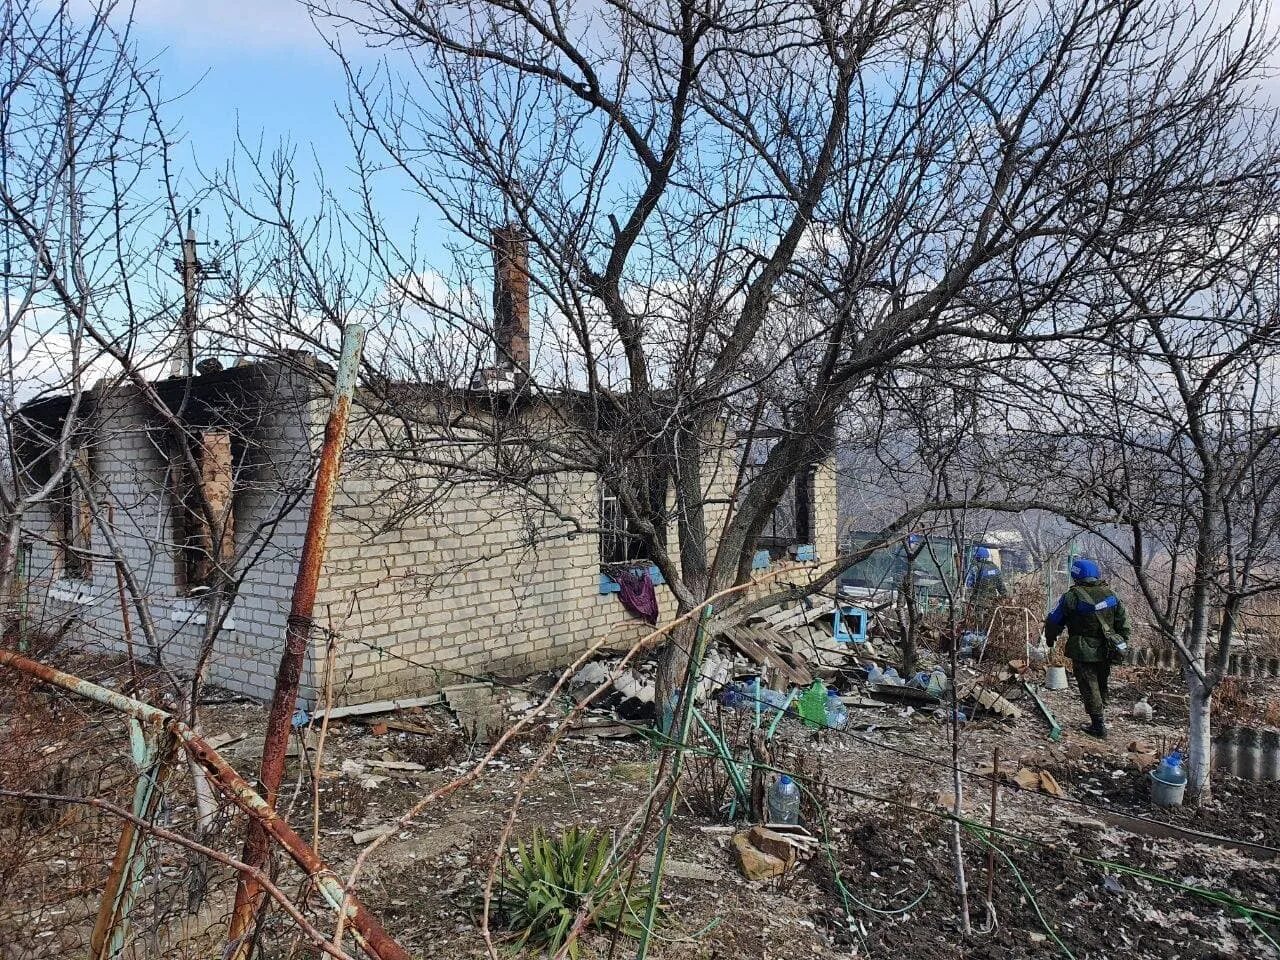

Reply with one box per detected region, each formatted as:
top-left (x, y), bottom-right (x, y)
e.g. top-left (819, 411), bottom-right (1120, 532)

top-left (2, 648), bottom-right (1278, 960)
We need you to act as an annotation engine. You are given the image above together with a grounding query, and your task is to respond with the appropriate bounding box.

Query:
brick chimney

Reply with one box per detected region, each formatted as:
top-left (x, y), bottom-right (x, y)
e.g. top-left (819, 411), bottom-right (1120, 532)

top-left (492, 225), bottom-right (530, 372)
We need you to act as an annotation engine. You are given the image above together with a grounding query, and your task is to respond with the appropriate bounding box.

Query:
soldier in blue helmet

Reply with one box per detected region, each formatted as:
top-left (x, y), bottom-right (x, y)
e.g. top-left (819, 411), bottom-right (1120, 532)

top-left (966, 545), bottom-right (1008, 627)
top-left (1044, 557), bottom-right (1131, 738)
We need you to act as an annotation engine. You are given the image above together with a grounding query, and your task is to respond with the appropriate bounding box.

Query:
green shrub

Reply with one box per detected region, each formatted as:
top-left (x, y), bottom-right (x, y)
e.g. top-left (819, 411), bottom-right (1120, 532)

top-left (496, 825), bottom-right (657, 957)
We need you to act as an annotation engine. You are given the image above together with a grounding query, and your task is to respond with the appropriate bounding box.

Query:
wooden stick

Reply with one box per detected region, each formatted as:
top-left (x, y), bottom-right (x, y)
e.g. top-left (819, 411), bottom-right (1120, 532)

top-left (985, 745), bottom-right (1000, 912)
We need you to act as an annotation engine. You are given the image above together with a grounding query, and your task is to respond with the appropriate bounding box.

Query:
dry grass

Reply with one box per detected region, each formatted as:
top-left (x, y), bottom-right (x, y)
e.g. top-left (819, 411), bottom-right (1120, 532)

top-left (1211, 675), bottom-right (1280, 728)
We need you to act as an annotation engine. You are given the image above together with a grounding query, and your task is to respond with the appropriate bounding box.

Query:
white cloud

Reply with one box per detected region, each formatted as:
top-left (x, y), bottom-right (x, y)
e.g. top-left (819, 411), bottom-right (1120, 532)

top-left (127, 0), bottom-right (325, 53)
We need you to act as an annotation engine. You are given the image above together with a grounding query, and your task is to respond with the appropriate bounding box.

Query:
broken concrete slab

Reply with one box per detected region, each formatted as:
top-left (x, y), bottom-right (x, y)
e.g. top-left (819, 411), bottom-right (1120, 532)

top-left (365, 759), bottom-right (427, 772)
top-left (636, 856), bottom-right (718, 882)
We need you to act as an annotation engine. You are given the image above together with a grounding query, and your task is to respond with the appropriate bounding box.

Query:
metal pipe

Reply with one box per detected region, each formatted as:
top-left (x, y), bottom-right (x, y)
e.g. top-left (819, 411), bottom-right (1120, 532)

top-left (0, 649), bottom-right (408, 960)
top-left (691, 707), bottom-right (749, 809)
top-left (0, 648), bottom-right (169, 722)
top-left (983, 745), bottom-right (1000, 913)
top-left (229, 325), bottom-right (365, 956)
top-left (91, 722), bottom-right (178, 959)
top-left (636, 607), bottom-right (713, 960)
top-left (765, 689), bottom-right (797, 740)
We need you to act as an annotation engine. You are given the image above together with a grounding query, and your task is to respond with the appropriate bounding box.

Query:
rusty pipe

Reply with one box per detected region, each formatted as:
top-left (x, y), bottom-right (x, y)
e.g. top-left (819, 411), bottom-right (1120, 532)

top-left (229, 325), bottom-right (366, 956)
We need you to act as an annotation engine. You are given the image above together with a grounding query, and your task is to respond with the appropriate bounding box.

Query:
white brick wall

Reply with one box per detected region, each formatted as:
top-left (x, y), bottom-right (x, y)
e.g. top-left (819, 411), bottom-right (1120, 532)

top-left (22, 374), bottom-right (838, 708)
top-left (21, 363), bottom-right (316, 702)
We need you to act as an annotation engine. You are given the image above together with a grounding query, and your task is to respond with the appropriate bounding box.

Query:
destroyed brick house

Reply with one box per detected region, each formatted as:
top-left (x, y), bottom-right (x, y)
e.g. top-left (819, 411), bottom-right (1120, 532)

top-left (16, 239), bottom-right (837, 708)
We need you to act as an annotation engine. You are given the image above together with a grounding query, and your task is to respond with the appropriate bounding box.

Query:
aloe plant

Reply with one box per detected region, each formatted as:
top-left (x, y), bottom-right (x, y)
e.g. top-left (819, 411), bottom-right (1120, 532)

top-left (496, 826), bottom-right (657, 957)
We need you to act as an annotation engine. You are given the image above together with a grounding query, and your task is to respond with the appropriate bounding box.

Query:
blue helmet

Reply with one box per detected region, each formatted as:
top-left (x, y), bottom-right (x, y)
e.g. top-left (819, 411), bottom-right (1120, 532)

top-left (973, 546), bottom-right (990, 561)
top-left (1069, 557), bottom-right (1100, 581)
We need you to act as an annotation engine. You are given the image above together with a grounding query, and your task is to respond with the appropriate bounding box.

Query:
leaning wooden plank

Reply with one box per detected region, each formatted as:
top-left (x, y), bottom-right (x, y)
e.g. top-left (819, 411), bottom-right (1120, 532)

top-left (313, 693), bottom-right (445, 721)
top-left (723, 623), bottom-right (814, 686)
top-left (750, 625), bottom-right (813, 686)
top-left (771, 599), bottom-right (836, 632)
top-left (722, 627), bottom-right (775, 672)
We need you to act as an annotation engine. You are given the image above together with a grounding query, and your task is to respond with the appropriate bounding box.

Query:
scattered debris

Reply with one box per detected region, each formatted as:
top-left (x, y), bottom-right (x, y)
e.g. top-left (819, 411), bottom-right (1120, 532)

top-left (962, 683), bottom-right (1022, 720)
top-left (443, 683), bottom-right (504, 743)
top-left (365, 759), bottom-right (427, 773)
top-left (636, 856), bottom-right (718, 882)
top-left (722, 623), bottom-right (813, 687)
top-left (205, 731), bottom-right (245, 751)
top-left (352, 825), bottom-right (395, 845)
top-left (1012, 767), bottom-right (1065, 797)
top-left (752, 824), bottom-right (820, 860)
top-left (314, 693), bottom-right (446, 721)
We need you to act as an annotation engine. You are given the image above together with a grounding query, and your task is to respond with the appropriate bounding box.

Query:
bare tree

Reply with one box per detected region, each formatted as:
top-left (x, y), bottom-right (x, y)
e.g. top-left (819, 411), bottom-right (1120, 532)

top-left (294, 0), bottom-right (1280, 709)
top-left (1024, 215), bottom-right (1280, 801)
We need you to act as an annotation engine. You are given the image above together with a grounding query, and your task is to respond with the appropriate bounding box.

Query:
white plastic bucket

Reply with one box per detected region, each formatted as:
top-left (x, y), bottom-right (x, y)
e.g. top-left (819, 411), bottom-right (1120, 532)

top-left (1150, 772), bottom-right (1186, 807)
top-left (1044, 666), bottom-right (1069, 691)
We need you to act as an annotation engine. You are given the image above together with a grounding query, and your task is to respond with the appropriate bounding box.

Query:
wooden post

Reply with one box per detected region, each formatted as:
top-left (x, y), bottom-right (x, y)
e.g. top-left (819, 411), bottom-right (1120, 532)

top-left (984, 745), bottom-right (1001, 913)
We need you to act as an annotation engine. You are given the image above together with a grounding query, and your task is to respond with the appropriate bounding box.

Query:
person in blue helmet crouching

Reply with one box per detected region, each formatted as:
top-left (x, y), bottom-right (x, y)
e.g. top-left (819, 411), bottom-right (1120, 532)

top-left (1043, 557), bottom-right (1130, 739)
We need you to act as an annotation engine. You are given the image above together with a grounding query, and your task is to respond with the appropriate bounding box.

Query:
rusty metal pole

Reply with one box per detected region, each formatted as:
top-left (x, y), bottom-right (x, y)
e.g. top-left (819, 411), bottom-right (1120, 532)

top-left (228, 326), bottom-right (365, 957)
top-left (984, 745), bottom-right (1000, 913)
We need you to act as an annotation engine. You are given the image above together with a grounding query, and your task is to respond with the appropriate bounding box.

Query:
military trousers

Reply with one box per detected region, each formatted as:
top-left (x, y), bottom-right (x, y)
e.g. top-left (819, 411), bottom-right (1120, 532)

top-left (1072, 659), bottom-right (1110, 717)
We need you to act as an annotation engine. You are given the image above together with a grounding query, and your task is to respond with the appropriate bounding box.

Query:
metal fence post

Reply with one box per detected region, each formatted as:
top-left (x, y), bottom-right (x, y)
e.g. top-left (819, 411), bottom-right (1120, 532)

top-left (89, 718), bottom-right (179, 959)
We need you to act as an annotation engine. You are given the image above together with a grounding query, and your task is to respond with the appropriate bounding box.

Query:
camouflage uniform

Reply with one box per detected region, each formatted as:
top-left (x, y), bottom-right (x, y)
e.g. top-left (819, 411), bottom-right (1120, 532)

top-left (968, 558), bottom-right (1009, 628)
top-left (1043, 578), bottom-right (1130, 729)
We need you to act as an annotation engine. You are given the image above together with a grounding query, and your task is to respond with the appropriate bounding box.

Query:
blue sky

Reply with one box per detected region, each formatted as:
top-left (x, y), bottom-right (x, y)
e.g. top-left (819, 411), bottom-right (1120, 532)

top-left (130, 1), bottom-right (437, 261)
top-left (127, 0), bottom-right (1280, 283)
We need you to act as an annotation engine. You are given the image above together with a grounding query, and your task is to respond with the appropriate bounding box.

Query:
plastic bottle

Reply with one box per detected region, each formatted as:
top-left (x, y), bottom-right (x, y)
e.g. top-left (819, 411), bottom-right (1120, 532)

top-left (927, 669), bottom-right (948, 697)
top-left (1154, 750), bottom-right (1187, 785)
top-left (825, 688), bottom-right (848, 730)
top-left (767, 774), bottom-right (801, 825)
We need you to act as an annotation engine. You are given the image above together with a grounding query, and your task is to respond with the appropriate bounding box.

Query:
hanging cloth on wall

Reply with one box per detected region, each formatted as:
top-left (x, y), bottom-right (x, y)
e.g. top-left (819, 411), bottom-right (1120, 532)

top-left (613, 564), bottom-right (658, 625)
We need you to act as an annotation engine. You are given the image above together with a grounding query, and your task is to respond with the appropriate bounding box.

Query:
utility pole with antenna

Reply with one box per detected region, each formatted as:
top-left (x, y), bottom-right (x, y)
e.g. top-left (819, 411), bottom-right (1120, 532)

top-left (171, 210), bottom-right (222, 378)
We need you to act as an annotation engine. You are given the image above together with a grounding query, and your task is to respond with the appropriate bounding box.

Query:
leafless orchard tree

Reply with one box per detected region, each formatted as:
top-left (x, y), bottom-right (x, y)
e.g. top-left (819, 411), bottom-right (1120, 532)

top-left (1017, 214), bottom-right (1280, 801)
top-left (288, 0), bottom-right (1280, 710)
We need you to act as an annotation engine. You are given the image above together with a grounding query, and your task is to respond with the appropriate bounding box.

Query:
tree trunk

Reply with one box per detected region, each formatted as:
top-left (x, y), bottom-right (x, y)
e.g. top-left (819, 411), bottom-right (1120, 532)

top-left (1186, 669), bottom-right (1213, 803)
top-left (655, 615), bottom-right (697, 726)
